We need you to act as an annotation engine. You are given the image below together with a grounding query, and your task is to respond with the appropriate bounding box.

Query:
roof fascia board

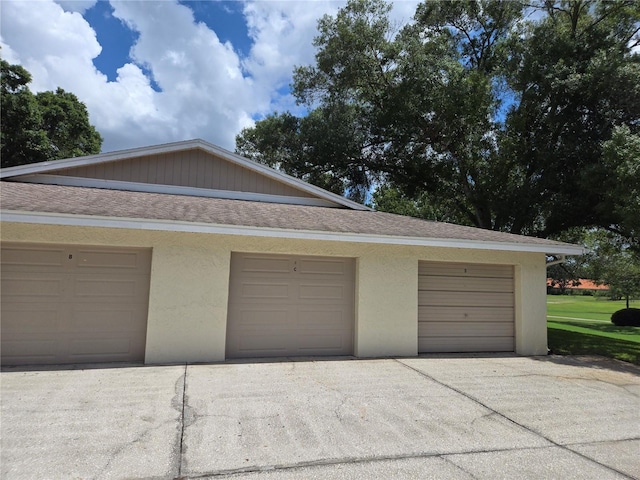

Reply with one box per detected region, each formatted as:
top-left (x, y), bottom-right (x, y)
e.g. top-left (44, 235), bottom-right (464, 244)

top-left (0, 139), bottom-right (370, 211)
top-left (13, 174), bottom-right (343, 208)
top-left (0, 210), bottom-right (586, 256)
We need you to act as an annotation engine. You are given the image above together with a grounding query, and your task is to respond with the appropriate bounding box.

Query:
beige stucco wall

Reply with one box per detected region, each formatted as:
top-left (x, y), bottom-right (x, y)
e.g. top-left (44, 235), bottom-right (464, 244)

top-left (1, 222), bottom-right (549, 362)
top-left (355, 255), bottom-right (418, 357)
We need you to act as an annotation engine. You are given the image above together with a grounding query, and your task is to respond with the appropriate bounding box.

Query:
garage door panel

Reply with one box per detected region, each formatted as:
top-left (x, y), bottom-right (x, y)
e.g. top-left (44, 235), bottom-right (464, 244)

top-left (1, 243), bottom-right (151, 366)
top-left (298, 259), bottom-right (345, 275)
top-left (419, 291), bottom-right (513, 307)
top-left (68, 337), bottom-right (141, 357)
top-left (69, 308), bottom-right (147, 333)
top-left (1, 307), bottom-right (61, 333)
top-left (75, 249), bottom-right (145, 270)
top-left (419, 336), bottom-right (514, 353)
top-left (72, 277), bottom-right (148, 300)
top-left (1, 339), bottom-right (59, 361)
top-left (239, 256), bottom-right (291, 273)
top-left (419, 263), bottom-right (512, 278)
top-left (297, 309), bottom-right (346, 328)
top-left (297, 334), bottom-right (347, 351)
top-left (237, 282), bottom-right (290, 300)
top-left (418, 276), bottom-right (513, 293)
top-left (234, 335), bottom-right (291, 355)
top-left (231, 308), bottom-right (291, 328)
top-left (418, 306), bottom-right (514, 323)
top-left (2, 274), bottom-right (65, 298)
top-left (298, 283), bottom-right (347, 301)
top-left (227, 253), bottom-right (354, 358)
top-left (0, 246), bottom-right (66, 270)
top-left (419, 321), bottom-right (514, 337)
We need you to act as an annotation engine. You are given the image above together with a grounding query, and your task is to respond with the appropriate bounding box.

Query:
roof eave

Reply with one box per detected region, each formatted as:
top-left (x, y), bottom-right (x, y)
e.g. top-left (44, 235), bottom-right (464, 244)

top-left (0, 210), bottom-right (586, 256)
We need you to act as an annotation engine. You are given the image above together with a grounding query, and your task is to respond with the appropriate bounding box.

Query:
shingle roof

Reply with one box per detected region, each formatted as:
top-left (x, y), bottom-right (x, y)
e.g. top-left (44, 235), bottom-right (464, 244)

top-left (0, 181), bottom-right (582, 253)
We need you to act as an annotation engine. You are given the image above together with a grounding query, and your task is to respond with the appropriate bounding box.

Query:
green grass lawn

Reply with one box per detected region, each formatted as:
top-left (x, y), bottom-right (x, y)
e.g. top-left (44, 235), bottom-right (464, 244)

top-left (546, 295), bottom-right (640, 364)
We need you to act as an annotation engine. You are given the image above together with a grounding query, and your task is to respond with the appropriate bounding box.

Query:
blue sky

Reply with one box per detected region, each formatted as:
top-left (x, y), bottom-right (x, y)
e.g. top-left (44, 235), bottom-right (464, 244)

top-left (0, 0), bottom-right (419, 153)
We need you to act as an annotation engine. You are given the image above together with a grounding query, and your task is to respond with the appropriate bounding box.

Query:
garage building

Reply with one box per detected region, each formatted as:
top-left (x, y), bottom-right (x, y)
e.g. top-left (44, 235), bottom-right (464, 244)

top-left (0, 139), bottom-right (583, 365)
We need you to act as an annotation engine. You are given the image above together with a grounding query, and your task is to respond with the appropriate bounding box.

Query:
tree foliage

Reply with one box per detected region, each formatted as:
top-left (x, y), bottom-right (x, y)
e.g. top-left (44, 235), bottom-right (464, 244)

top-left (501, 0), bottom-right (640, 237)
top-left (1, 59), bottom-right (102, 168)
top-left (236, 108), bottom-right (373, 202)
top-left (236, 0), bottom-right (640, 240)
top-left (579, 229), bottom-right (640, 308)
top-left (601, 125), bottom-right (640, 245)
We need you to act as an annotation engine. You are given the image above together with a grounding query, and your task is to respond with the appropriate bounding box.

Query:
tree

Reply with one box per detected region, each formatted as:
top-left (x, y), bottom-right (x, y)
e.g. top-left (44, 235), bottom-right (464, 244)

top-left (36, 88), bottom-right (102, 161)
top-left (580, 229), bottom-right (640, 308)
top-left (1, 60), bottom-right (50, 166)
top-left (501, 0), bottom-right (640, 237)
top-left (236, 106), bottom-right (376, 203)
top-left (291, 0), bottom-right (523, 229)
top-left (371, 184), bottom-right (468, 224)
top-left (601, 125), bottom-right (640, 247)
top-left (236, 0), bottom-right (640, 239)
top-left (1, 59), bottom-right (102, 168)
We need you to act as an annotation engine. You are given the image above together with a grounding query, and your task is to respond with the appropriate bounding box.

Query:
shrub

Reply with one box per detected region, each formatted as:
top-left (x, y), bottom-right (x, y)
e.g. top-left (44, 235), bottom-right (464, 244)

top-left (611, 308), bottom-right (640, 327)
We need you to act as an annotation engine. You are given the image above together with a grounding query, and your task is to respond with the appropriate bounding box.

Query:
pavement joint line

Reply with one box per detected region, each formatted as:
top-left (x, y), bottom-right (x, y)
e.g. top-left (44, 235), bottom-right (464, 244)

top-left (178, 445), bottom-right (556, 479)
top-left (177, 363), bottom-right (188, 478)
top-left (394, 358), bottom-right (636, 479)
top-left (563, 437), bottom-right (640, 447)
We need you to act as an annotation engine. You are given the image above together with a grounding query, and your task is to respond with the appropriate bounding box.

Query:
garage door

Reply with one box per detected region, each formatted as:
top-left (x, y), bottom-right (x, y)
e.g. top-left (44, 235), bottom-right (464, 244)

top-left (226, 253), bottom-right (354, 358)
top-left (418, 262), bottom-right (514, 353)
top-left (1, 243), bottom-right (151, 366)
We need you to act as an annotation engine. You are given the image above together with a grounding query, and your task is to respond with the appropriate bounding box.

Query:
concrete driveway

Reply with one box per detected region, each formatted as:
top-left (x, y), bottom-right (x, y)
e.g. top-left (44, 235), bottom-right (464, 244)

top-left (1, 355), bottom-right (639, 480)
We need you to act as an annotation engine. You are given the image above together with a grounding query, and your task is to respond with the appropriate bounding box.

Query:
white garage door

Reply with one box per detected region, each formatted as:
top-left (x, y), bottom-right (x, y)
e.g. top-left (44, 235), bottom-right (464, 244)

top-left (418, 262), bottom-right (514, 352)
top-left (1, 243), bottom-right (151, 366)
top-left (226, 253), bottom-right (355, 358)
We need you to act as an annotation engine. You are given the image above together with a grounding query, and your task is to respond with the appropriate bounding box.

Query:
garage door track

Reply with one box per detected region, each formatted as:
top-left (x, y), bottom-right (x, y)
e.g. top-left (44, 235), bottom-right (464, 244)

top-left (1, 355), bottom-right (639, 479)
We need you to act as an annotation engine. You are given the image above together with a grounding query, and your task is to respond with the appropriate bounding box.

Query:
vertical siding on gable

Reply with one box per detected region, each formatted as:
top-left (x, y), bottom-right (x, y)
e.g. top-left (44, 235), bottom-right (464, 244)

top-left (52, 150), bottom-right (314, 198)
top-left (196, 153), bottom-right (206, 189)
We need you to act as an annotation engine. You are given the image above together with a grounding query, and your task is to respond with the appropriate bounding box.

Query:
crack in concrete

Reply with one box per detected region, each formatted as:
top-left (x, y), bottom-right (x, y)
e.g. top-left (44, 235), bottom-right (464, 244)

top-left (178, 444), bottom-right (556, 479)
top-left (333, 395), bottom-right (349, 422)
top-left (171, 363), bottom-right (188, 479)
top-left (91, 367), bottom-right (190, 480)
top-left (439, 455), bottom-right (481, 480)
top-left (394, 359), bottom-right (636, 480)
top-left (470, 410), bottom-right (497, 427)
top-left (95, 419), bottom-right (176, 480)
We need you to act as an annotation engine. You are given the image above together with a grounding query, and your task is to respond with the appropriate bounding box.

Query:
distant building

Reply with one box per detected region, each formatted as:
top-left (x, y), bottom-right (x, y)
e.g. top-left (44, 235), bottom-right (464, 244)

top-left (547, 278), bottom-right (609, 294)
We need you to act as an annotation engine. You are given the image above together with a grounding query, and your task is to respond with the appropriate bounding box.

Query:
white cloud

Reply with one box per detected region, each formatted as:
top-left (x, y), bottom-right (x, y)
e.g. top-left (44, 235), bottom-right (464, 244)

top-left (1, 0), bottom-right (420, 153)
top-left (1, 0), bottom-right (259, 151)
top-left (54, 0), bottom-right (98, 14)
top-left (1, 0), bottom-right (101, 91)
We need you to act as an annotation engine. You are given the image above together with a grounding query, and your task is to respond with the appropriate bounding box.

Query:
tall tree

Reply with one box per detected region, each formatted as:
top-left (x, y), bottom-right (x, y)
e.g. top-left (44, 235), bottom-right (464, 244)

top-left (501, 0), bottom-right (640, 236)
top-left (0, 60), bottom-right (50, 166)
top-left (237, 0), bottom-right (640, 238)
top-left (1, 59), bottom-right (102, 168)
